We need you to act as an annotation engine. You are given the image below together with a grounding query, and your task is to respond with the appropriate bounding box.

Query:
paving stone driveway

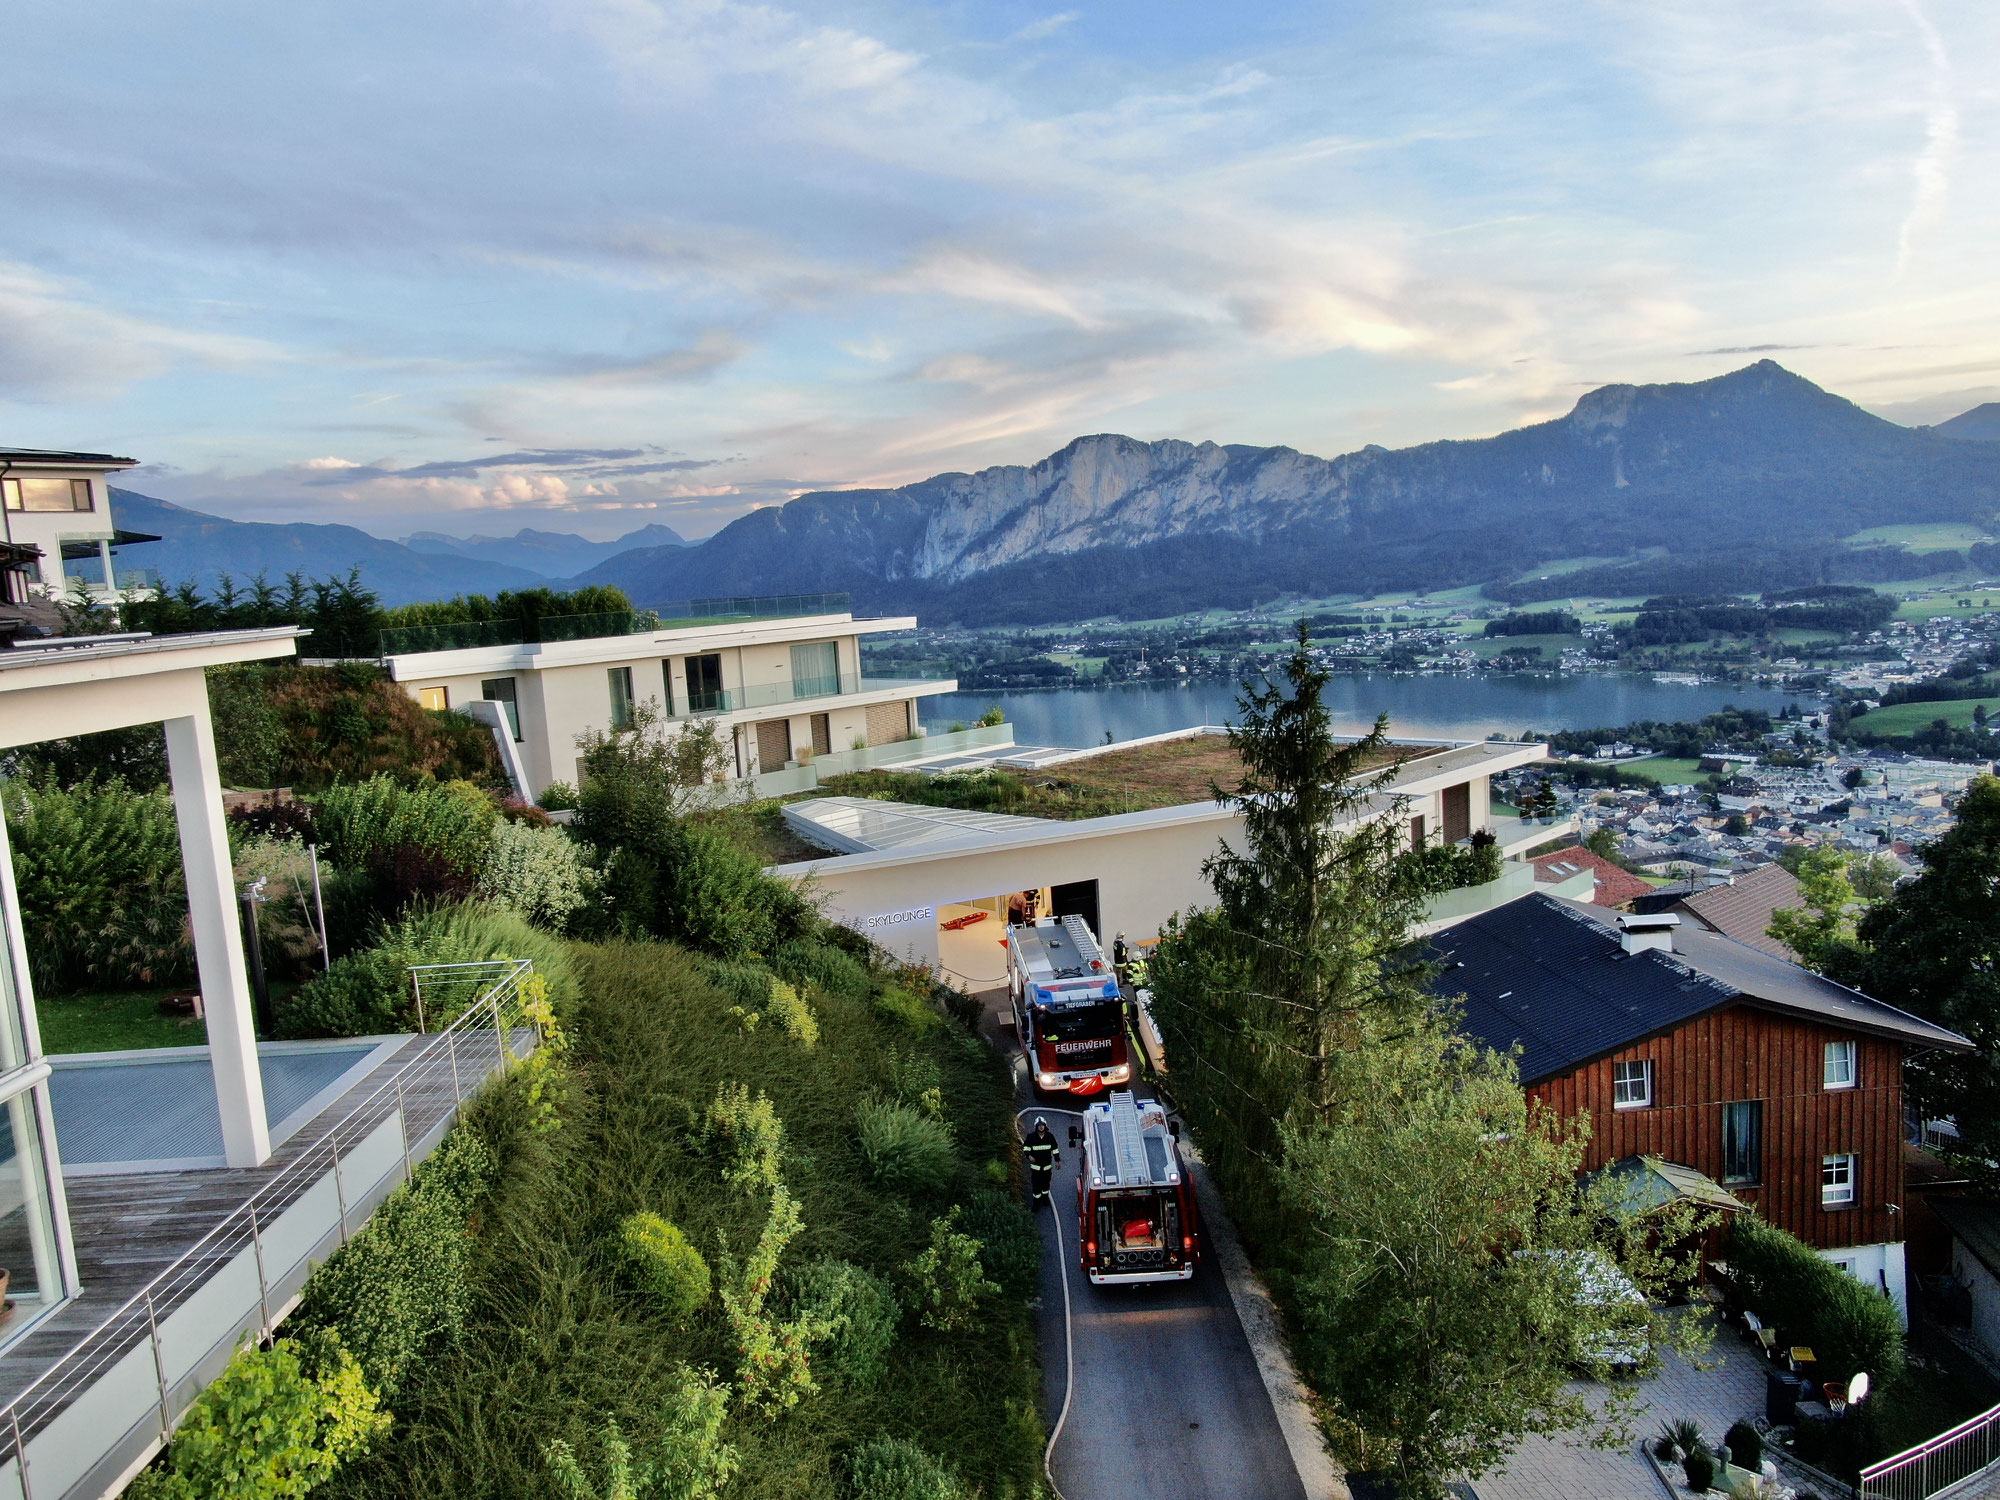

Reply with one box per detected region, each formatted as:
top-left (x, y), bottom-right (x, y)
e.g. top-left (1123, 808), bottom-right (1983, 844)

top-left (1475, 1322), bottom-right (1770, 1500)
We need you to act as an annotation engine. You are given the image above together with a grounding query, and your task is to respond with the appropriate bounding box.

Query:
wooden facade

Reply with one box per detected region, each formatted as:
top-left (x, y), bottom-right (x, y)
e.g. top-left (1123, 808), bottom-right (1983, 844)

top-left (1527, 1003), bottom-right (1906, 1251)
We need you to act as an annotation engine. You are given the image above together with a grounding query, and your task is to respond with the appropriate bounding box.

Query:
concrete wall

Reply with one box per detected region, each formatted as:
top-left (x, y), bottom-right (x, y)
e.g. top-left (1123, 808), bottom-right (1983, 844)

top-left (1824, 1239), bottom-right (1910, 1327)
top-left (1954, 1241), bottom-right (2000, 1361)
top-left (3, 470), bottom-right (117, 593)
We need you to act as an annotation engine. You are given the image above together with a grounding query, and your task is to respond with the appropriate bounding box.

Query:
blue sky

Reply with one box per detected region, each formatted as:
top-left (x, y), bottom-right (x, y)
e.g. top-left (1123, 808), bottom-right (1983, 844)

top-left (2, 0), bottom-right (1995, 540)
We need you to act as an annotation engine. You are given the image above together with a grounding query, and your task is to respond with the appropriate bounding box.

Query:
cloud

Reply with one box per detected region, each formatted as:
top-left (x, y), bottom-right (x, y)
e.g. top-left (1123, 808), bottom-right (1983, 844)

top-left (1894, 0), bottom-right (1958, 279)
top-left (1009, 12), bottom-right (1078, 44)
top-left (0, 262), bottom-right (273, 402)
top-left (1683, 344), bottom-right (1820, 357)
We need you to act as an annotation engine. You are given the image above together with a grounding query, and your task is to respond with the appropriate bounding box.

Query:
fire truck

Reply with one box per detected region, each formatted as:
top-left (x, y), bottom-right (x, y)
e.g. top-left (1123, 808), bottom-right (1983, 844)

top-left (1068, 1090), bottom-right (1201, 1285)
top-left (1006, 915), bottom-right (1132, 1098)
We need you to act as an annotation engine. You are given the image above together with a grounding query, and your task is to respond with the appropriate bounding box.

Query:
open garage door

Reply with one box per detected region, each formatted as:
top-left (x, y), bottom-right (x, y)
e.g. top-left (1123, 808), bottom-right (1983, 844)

top-left (1049, 879), bottom-right (1101, 941)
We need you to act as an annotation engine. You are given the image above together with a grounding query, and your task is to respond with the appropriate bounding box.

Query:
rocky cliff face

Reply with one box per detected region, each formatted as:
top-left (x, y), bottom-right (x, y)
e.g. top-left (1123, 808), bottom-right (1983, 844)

top-left (577, 361), bottom-right (2000, 621)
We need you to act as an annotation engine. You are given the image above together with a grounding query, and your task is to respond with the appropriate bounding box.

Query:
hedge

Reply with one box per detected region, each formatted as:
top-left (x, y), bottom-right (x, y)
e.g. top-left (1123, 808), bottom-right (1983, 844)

top-left (1730, 1215), bottom-right (1905, 1386)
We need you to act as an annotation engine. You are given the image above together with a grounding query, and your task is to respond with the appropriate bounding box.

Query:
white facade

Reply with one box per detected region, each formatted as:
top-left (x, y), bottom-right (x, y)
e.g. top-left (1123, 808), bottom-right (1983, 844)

top-left (1823, 1240), bottom-right (1910, 1327)
top-left (381, 606), bottom-right (955, 798)
top-left (774, 739), bottom-right (1564, 986)
top-left (0, 449), bottom-right (144, 602)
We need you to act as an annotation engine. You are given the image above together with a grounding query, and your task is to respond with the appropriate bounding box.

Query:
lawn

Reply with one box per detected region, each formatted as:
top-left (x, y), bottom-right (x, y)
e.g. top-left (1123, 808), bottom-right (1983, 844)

top-left (1622, 757), bottom-right (1709, 785)
top-left (1844, 523), bottom-right (1997, 553)
top-left (693, 799), bottom-right (830, 866)
top-left (1849, 698), bottom-right (2000, 736)
top-left (38, 987), bottom-right (207, 1053)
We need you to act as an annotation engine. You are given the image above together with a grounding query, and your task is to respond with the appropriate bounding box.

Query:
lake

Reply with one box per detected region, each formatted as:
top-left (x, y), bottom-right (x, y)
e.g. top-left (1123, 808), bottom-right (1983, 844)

top-left (919, 673), bottom-right (1817, 749)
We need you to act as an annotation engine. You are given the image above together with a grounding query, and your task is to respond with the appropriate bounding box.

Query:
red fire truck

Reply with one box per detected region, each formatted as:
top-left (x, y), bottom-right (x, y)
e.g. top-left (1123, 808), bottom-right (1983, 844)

top-left (1069, 1090), bottom-right (1201, 1285)
top-left (1006, 915), bottom-right (1132, 1098)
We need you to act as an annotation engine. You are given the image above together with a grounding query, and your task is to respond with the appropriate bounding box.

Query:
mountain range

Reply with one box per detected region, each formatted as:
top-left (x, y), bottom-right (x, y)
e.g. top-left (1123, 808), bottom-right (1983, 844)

top-left (110, 361), bottom-right (2000, 622)
top-left (577, 361), bottom-right (2000, 623)
top-left (402, 523), bottom-right (687, 577)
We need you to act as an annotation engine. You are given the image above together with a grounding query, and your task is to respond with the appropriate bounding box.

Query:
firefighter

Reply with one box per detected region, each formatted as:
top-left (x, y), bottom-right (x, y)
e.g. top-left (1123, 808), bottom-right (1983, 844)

top-left (1022, 1119), bottom-right (1060, 1207)
top-left (1113, 930), bottom-right (1132, 972)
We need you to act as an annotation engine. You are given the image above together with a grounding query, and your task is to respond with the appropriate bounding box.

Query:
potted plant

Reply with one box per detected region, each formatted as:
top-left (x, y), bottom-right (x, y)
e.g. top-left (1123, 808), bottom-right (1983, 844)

top-left (1684, 1449), bottom-right (1717, 1494)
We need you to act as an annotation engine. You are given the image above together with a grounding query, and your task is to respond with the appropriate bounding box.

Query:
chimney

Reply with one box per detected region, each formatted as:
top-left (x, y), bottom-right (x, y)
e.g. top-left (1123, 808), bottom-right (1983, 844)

top-left (1617, 913), bottom-right (1680, 955)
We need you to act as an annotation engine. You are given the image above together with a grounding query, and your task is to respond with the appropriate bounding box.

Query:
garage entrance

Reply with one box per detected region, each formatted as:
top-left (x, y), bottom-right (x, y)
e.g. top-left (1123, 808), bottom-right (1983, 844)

top-left (934, 879), bottom-right (1103, 997)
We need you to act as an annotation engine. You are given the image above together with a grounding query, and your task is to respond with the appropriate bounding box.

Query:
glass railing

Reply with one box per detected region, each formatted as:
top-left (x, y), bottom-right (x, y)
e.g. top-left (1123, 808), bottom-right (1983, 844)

top-left (377, 609), bottom-right (660, 656)
top-left (655, 593), bottom-right (850, 627)
top-left (376, 594), bottom-right (853, 656)
top-left (671, 674), bottom-right (941, 717)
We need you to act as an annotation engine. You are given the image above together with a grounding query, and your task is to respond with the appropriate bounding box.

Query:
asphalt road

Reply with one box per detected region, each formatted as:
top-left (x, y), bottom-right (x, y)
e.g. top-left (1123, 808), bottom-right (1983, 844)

top-left (996, 997), bottom-right (1308, 1500)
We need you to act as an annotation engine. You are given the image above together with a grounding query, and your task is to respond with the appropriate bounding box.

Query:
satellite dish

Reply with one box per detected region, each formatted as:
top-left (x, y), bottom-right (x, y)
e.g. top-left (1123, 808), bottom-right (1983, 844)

top-left (1849, 1372), bottom-right (1870, 1405)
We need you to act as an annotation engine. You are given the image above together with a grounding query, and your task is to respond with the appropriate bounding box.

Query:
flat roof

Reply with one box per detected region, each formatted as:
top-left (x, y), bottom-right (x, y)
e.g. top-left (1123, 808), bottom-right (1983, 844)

top-left (0, 626), bottom-right (305, 677)
top-left (785, 796), bottom-right (1051, 854)
top-left (382, 612), bottom-right (917, 675)
top-left (0, 448), bottom-right (138, 469)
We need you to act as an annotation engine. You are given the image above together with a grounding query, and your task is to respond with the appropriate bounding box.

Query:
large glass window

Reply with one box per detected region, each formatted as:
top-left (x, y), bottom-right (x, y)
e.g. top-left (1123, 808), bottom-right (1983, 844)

top-left (481, 677), bottom-right (521, 741)
top-left (684, 654), bottom-right (725, 713)
top-left (1825, 1040), bottom-right (1857, 1090)
top-left (789, 640), bottom-right (840, 698)
top-left (608, 667), bottom-right (635, 730)
top-left (2, 477), bottom-right (92, 512)
top-left (1722, 1100), bottom-right (1763, 1184)
top-left (0, 1092), bottom-right (61, 1307)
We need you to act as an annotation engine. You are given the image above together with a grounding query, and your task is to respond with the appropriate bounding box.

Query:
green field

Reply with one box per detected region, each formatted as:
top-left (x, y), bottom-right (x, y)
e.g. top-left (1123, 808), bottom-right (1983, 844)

top-left (1845, 523), bottom-right (1997, 553)
top-left (1849, 698), bottom-right (2000, 735)
top-left (1622, 757), bottom-right (1708, 784)
top-left (39, 988), bottom-right (208, 1053)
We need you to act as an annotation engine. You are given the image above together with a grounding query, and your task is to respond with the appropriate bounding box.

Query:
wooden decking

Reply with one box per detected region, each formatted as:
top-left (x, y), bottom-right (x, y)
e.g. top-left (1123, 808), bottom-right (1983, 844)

top-left (0, 1025), bottom-right (516, 1418)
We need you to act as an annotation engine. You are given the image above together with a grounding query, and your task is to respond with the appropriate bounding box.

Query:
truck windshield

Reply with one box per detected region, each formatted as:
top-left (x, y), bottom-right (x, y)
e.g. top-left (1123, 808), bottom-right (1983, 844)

top-left (1037, 1002), bottom-right (1123, 1043)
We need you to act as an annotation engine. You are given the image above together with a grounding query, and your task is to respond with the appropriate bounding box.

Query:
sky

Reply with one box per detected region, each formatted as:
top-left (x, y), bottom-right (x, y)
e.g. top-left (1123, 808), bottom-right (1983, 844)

top-left (3, 0), bottom-right (1997, 542)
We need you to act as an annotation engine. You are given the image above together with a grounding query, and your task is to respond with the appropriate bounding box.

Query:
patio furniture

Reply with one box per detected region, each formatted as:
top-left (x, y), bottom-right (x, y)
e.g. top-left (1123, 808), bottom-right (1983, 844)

top-left (1743, 1309), bottom-right (1779, 1354)
top-left (1787, 1346), bottom-right (1817, 1376)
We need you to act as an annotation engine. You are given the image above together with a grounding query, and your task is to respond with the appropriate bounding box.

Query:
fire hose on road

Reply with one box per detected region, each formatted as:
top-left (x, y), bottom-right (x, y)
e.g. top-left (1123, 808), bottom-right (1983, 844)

top-left (1020, 1104), bottom-right (1085, 1500)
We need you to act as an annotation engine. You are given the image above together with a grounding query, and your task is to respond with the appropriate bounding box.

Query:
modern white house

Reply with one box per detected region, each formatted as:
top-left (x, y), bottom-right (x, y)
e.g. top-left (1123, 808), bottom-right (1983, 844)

top-left (373, 593), bottom-right (958, 799)
top-left (773, 731), bottom-right (1585, 992)
top-left (0, 626), bottom-right (539, 1500)
top-left (0, 449), bottom-right (156, 609)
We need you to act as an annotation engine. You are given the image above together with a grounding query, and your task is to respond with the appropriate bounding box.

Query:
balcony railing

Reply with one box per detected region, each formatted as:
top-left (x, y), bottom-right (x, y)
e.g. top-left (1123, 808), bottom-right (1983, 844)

top-left (375, 593), bottom-right (854, 657)
top-left (0, 961), bottom-right (544, 1500)
top-left (376, 608), bottom-right (660, 656)
top-left (673, 673), bottom-right (940, 718)
top-left (1861, 1399), bottom-right (2000, 1500)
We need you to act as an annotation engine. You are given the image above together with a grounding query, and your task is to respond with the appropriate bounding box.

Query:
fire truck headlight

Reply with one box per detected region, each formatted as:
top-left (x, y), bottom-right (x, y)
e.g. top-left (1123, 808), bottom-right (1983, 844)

top-left (1035, 1070), bottom-right (1063, 1089)
top-left (1104, 1063), bottom-right (1131, 1084)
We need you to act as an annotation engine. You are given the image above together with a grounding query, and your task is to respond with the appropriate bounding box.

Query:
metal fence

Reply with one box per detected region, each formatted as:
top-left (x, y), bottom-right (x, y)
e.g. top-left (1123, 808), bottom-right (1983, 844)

top-left (1861, 1399), bottom-right (2000, 1500)
top-left (0, 959), bottom-right (542, 1500)
top-left (373, 592), bottom-right (853, 657)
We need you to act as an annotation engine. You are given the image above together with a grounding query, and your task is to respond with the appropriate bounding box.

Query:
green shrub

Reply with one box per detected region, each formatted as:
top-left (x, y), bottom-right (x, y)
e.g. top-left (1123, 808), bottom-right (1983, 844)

top-left (479, 820), bottom-right (596, 932)
top-left (697, 957), bottom-right (773, 1012)
top-left (277, 900), bottom-right (579, 1038)
top-left (129, 1331), bottom-right (388, 1499)
top-left (855, 1100), bottom-right (957, 1194)
top-left (315, 775), bottom-right (494, 879)
top-left (1730, 1215), bottom-right (1905, 1386)
top-left (764, 978), bottom-right (819, 1048)
top-left (617, 1212), bottom-right (711, 1320)
top-left (903, 1207), bottom-right (999, 1331)
top-left (3, 775), bottom-right (191, 992)
top-left (770, 938), bottom-right (872, 998)
top-left (844, 1437), bottom-right (966, 1500)
top-left (291, 1126), bottom-right (494, 1395)
top-left (710, 1083), bottom-right (785, 1193)
top-left (874, 986), bottom-right (944, 1035)
top-left (1683, 1449), bottom-right (1715, 1493)
top-left (956, 1191), bottom-right (1040, 1300)
top-left (785, 1259), bottom-right (902, 1387)
top-left (536, 779), bottom-right (580, 812)
top-left (1724, 1420), bottom-right (1762, 1472)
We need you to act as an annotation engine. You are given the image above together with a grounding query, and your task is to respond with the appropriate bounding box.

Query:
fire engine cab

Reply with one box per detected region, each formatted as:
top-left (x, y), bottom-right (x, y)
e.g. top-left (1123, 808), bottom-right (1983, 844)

top-left (1007, 915), bottom-right (1131, 1097)
top-left (1070, 1090), bottom-right (1201, 1285)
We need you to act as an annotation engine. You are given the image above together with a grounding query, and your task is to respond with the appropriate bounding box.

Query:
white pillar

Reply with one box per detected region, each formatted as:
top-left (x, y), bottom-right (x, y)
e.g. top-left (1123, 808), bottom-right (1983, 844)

top-left (165, 712), bottom-right (271, 1167)
top-left (97, 538), bottom-right (116, 592)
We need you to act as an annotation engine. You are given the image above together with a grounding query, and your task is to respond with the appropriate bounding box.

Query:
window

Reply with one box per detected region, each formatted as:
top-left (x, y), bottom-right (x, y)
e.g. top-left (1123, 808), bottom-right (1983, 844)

top-left (417, 685), bottom-right (449, 711)
top-left (1822, 1153), bottom-right (1856, 1206)
top-left (1825, 1039), bottom-right (1857, 1090)
top-left (1612, 1059), bottom-right (1653, 1109)
top-left (789, 640), bottom-right (841, 698)
top-left (1722, 1100), bottom-right (1762, 1184)
top-left (1, 477), bottom-right (92, 512)
top-left (684, 653), bottom-right (725, 713)
top-left (481, 677), bottom-right (521, 741)
top-left (608, 666), bottom-right (634, 730)
top-left (658, 661), bottom-right (674, 718)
